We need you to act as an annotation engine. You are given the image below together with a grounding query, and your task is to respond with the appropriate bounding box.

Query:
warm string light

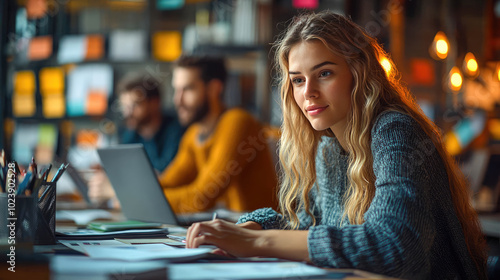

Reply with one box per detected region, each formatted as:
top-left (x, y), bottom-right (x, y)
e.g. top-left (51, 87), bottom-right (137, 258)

top-left (496, 64), bottom-right (500, 82)
top-left (463, 52), bottom-right (479, 78)
top-left (430, 31), bottom-right (449, 60)
top-left (448, 66), bottom-right (463, 92)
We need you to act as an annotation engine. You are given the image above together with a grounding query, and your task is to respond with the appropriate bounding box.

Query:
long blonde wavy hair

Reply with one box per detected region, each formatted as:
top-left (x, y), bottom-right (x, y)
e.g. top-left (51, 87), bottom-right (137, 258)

top-left (276, 11), bottom-right (486, 275)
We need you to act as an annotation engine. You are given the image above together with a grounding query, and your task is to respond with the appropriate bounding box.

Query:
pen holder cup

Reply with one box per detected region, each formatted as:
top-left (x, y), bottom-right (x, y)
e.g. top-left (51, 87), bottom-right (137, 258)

top-left (0, 194), bottom-right (37, 245)
top-left (35, 182), bottom-right (57, 245)
top-left (0, 182), bottom-right (57, 246)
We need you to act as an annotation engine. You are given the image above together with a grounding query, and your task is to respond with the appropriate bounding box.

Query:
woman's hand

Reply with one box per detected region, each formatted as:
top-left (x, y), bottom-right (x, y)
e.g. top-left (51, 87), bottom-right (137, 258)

top-left (186, 219), bottom-right (266, 258)
top-left (237, 221), bottom-right (262, 230)
top-left (186, 219), bottom-right (310, 262)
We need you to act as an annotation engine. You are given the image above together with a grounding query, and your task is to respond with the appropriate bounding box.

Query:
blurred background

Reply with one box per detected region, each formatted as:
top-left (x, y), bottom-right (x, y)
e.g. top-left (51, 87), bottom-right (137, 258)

top-left (0, 0), bottom-right (499, 212)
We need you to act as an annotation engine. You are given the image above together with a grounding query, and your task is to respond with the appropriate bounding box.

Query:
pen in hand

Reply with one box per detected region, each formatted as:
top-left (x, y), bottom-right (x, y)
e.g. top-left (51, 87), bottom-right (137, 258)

top-left (167, 234), bottom-right (186, 243)
top-left (167, 214), bottom-right (218, 244)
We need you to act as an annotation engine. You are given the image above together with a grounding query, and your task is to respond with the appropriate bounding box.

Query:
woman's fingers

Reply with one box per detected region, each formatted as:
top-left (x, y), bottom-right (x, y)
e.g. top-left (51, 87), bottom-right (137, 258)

top-left (211, 248), bottom-right (235, 258)
top-left (186, 220), bottom-right (225, 248)
top-left (191, 232), bottom-right (218, 248)
top-left (186, 222), bottom-right (200, 248)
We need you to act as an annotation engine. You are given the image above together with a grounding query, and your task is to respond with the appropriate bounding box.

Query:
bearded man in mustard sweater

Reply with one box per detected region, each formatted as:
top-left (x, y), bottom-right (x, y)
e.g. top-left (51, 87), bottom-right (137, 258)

top-left (159, 56), bottom-right (277, 214)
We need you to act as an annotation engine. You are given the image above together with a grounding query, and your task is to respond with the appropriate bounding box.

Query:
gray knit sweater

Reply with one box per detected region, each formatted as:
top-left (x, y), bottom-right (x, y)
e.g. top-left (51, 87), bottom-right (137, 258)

top-left (238, 111), bottom-right (481, 279)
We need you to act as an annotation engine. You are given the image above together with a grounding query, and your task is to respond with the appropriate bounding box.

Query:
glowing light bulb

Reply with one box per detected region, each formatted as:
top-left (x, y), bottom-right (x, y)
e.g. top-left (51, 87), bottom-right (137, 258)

top-left (463, 52), bottom-right (479, 77)
top-left (497, 64), bottom-right (500, 81)
top-left (448, 66), bottom-right (462, 92)
top-left (430, 31), bottom-right (449, 60)
top-left (436, 40), bottom-right (449, 56)
top-left (467, 59), bottom-right (478, 72)
top-left (380, 57), bottom-right (392, 75)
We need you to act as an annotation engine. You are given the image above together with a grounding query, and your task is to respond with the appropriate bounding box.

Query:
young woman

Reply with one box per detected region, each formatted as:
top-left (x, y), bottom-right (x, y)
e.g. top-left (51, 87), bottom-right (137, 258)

top-left (185, 11), bottom-right (487, 279)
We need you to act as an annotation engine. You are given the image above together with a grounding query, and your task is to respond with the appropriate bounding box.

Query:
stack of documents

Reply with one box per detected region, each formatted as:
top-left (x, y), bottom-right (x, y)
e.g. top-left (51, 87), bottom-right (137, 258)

top-left (60, 240), bottom-right (212, 262)
top-left (56, 228), bottom-right (170, 240)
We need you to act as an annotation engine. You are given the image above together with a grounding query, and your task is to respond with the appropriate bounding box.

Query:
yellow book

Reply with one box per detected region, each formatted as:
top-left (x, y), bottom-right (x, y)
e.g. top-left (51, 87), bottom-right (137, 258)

top-left (152, 31), bottom-right (182, 61)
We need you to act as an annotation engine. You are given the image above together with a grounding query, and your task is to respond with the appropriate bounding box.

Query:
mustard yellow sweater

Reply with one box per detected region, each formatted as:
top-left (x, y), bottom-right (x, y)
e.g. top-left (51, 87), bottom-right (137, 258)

top-left (159, 108), bottom-right (278, 214)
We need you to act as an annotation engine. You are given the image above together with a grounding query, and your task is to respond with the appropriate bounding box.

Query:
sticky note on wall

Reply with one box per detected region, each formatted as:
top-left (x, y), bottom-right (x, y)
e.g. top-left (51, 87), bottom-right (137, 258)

top-left (40, 67), bottom-right (64, 93)
top-left (109, 30), bottom-right (146, 61)
top-left (85, 35), bottom-right (104, 60)
top-left (13, 94), bottom-right (36, 117)
top-left (13, 71), bottom-right (36, 117)
top-left (42, 93), bottom-right (65, 118)
top-left (86, 90), bottom-right (108, 116)
top-left (58, 35), bottom-right (86, 64)
top-left (67, 64), bottom-right (113, 116)
top-left (153, 31), bottom-right (182, 61)
top-left (40, 67), bottom-right (66, 118)
top-left (28, 36), bottom-right (53, 60)
top-left (15, 70), bottom-right (36, 92)
top-left (26, 0), bottom-right (48, 19)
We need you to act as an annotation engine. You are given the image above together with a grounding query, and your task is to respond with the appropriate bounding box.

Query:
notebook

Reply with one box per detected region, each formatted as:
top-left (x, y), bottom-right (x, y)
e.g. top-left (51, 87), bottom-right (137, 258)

top-left (97, 144), bottom-right (182, 226)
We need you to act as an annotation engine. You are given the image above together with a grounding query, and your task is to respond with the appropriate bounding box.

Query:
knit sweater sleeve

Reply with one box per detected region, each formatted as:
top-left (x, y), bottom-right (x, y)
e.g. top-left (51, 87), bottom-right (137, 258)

top-left (236, 206), bottom-right (315, 230)
top-left (236, 208), bottom-right (284, 229)
top-left (308, 112), bottom-right (438, 279)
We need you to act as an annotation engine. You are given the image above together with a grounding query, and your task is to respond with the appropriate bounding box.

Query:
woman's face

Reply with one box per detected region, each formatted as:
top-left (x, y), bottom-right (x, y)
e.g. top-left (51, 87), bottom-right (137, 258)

top-left (289, 40), bottom-right (354, 135)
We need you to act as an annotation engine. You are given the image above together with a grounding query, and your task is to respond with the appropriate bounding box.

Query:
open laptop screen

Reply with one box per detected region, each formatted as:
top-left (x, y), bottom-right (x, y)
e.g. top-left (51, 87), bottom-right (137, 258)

top-left (97, 144), bottom-right (179, 225)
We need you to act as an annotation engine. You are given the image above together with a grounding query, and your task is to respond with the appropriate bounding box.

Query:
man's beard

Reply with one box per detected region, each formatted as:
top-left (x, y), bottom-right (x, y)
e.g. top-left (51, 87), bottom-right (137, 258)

top-left (125, 114), bottom-right (151, 131)
top-left (184, 98), bottom-right (209, 127)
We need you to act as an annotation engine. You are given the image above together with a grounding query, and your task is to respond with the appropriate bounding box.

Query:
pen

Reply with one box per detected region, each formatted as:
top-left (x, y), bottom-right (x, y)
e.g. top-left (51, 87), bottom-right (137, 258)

top-left (212, 212), bottom-right (217, 220)
top-left (51, 163), bottom-right (69, 183)
top-left (26, 158), bottom-right (38, 194)
top-left (167, 235), bottom-right (186, 243)
top-left (16, 170), bottom-right (32, 195)
top-left (30, 157), bottom-right (37, 179)
top-left (41, 163), bottom-right (52, 182)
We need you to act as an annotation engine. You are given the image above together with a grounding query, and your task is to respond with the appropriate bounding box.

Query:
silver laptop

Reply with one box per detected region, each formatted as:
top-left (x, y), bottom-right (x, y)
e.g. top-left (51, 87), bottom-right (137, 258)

top-left (97, 144), bottom-right (180, 225)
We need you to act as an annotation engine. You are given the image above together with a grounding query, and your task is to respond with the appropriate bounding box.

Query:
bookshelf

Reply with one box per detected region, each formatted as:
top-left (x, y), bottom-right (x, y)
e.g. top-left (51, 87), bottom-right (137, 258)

top-left (1, 0), bottom-right (279, 171)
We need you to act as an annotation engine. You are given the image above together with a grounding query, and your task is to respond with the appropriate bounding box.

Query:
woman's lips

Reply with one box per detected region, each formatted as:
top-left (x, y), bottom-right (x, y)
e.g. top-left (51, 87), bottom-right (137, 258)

top-left (306, 105), bottom-right (328, 116)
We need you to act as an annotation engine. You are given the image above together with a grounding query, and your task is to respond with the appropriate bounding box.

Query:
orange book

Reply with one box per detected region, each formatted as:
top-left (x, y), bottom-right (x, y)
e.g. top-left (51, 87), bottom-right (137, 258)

top-left (85, 35), bottom-right (104, 60)
top-left (28, 36), bottom-right (53, 60)
top-left (76, 130), bottom-right (100, 147)
top-left (86, 90), bottom-right (108, 116)
top-left (26, 0), bottom-right (47, 19)
top-left (152, 31), bottom-right (182, 61)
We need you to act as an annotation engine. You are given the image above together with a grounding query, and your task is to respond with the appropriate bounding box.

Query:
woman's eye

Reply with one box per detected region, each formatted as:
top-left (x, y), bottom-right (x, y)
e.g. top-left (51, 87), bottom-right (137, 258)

top-left (320, 71), bottom-right (331, 77)
top-left (292, 77), bottom-right (304, 84)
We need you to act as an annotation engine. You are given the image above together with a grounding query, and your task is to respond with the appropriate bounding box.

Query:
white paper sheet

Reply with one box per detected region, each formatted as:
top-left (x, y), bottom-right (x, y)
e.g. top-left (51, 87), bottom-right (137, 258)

top-left (50, 255), bottom-right (167, 276)
top-left (83, 244), bottom-right (212, 262)
top-left (60, 239), bottom-right (129, 254)
top-left (56, 209), bottom-right (113, 225)
top-left (109, 30), bottom-right (146, 61)
top-left (58, 35), bottom-right (86, 64)
top-left (67, 64), bottom-right (113, 116)
top-left (169, 262), bottom-right (327, 280)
